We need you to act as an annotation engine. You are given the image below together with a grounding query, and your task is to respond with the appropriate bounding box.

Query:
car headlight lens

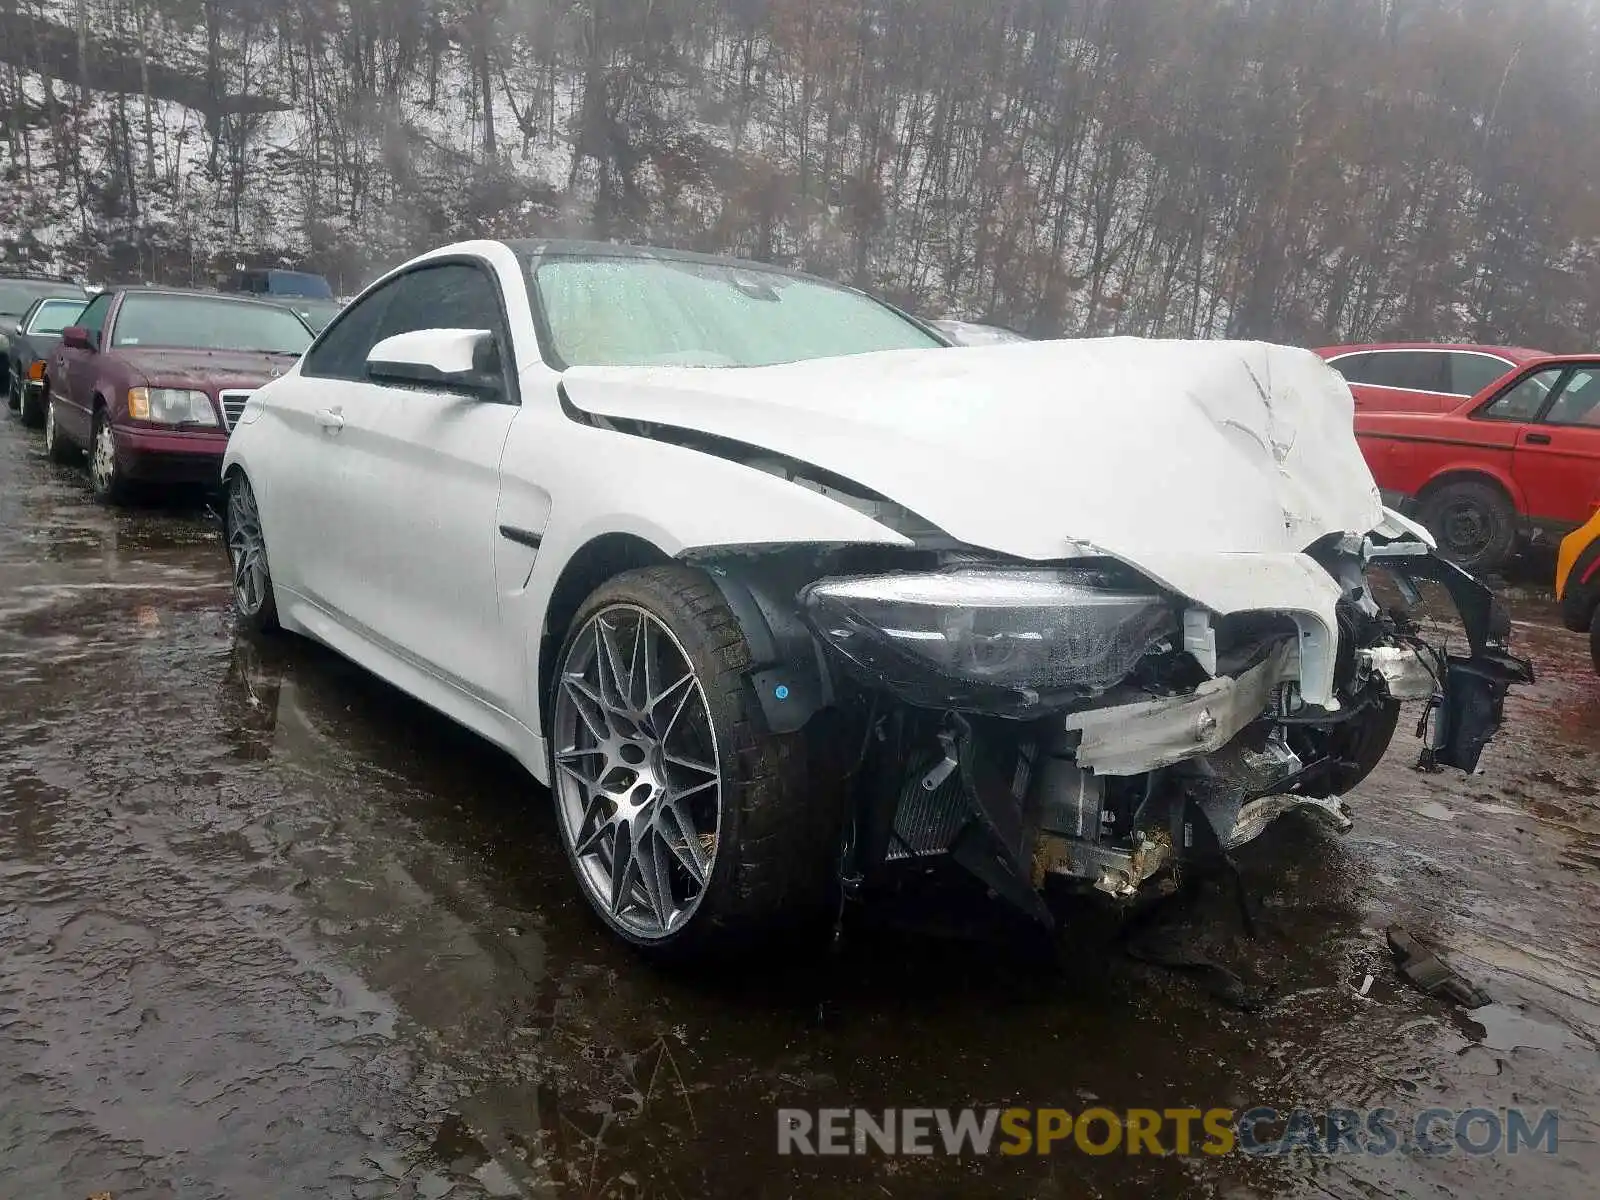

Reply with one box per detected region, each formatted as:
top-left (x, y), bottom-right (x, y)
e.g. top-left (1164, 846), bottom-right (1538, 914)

top-left (128, 387), bottom-right (218, 426)
top-left (801, 568), bottom-right (1178, 713)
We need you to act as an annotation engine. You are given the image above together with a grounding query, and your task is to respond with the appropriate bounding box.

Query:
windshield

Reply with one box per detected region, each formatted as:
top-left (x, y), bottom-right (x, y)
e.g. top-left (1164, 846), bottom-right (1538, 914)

top-left (111, 294), bottom-right (314, 354)
top-left (932, 320), bottom-right (1030, 346)
top-left (278, 298), bottom-right (342, 332)
top-left (26, 298), bottom-right (87, 335)
top-left (529, 255), bottom-right (943, 368)
top-left (0, 279), bottom-right (85, 317)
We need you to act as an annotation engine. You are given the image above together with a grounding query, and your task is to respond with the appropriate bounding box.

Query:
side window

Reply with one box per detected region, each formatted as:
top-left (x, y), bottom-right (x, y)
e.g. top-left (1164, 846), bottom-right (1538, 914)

top-left (1328, 353), bottom-right (1373, 384)
top-left (1363, 351), bottom-right (1449, 393)
top-left (301, 278), bottom-right (400, 380)
top-left (75, 293), bottom-right (112, 344)
top-left (1480, 368), bottom-right (1563, 422)
top-left (377, 262), bottom-right (508, 347)
top-left (1543, 368), bottom-right (1600, 427)
top-left (1448, 353), bottom-right (1514, 398)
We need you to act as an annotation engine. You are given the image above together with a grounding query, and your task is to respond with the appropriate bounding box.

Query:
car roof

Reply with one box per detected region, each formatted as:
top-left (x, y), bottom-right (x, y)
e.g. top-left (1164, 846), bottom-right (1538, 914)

top-left (0, 272), bottom-right (82, 285)
top-left (1315, 342), bottom-right (1547, 362)
top-left (106, 284), bottom-right (301, 309)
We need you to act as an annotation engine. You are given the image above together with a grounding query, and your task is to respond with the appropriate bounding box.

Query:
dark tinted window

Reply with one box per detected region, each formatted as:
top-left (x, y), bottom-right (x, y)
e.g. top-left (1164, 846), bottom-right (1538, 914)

top-left (241, 269), bottom-right (333, 299)
top-left (1481, 368), bottom-right (1562, 421)
top-left (303, 263), bottom-right (509, 383)
top-left (301, 278), bottom-right (400, 380)
top-left (1360, 351), bottom-right (1449, 392)
top-left (110, 294), bottom-right (312, 354)
top-left (378, 263), bottom-right (506, 342)
top-left (1543, 368), bottom-right (1600, 426)
top-left (1448, 353), bottom-right (1515, 397)
top-left (1329, 353), bottom-right (1374, 383)
top-left (74, 293), bottom-right (113, 344)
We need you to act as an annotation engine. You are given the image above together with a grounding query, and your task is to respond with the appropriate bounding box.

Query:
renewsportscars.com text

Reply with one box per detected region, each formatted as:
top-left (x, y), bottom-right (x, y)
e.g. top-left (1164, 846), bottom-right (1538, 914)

top-left (777, 1107), bottom-right (1560, 1158)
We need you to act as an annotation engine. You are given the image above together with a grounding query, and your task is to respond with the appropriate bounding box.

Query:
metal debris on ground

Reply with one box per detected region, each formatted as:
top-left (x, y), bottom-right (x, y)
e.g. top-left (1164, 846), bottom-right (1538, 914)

top-left (1386, 925), bottom-right (1491, 1009)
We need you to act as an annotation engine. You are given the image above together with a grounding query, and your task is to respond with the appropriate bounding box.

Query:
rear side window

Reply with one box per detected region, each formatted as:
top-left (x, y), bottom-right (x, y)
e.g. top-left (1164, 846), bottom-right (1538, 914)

top-left (1328, 353), bottom-right (1374, 383)
top-left (1361, 351), bottom-right (1449, 393)
top-left (1448, 353), bottom-right (1514, 398)
top-left (1480, 368), bottom-right (1563, 422)
top-left (26, 298), bottom-right (86, 334)
top-left (301, 279), bottom-right (400, 380)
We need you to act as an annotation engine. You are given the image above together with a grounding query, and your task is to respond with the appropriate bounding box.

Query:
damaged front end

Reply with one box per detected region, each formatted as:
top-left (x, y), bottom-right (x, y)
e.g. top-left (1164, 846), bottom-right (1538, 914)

top-left (727, 529), bottom-right (1532, 926)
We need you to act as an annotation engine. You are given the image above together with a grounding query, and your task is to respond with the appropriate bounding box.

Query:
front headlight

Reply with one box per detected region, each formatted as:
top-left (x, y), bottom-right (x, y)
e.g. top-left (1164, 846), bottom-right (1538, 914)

top-left (128, 387), bottom-right (218, 426)
top-left (801, 568), bottom-right (1178, 714)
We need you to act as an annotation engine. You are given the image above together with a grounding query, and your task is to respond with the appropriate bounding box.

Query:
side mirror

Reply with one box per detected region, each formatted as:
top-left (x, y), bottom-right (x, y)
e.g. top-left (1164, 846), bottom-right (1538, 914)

top-left (61, 325), bottom-right (94, 351)
top-left (366, 328), bottom-right (504, 399)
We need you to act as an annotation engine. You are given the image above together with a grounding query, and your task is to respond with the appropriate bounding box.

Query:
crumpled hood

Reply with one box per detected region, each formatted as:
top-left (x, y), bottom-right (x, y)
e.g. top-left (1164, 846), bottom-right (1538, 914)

top-left (559, 337), bottom-right (1384, 562)
top-left (116, 347), bottom-right (295, 391)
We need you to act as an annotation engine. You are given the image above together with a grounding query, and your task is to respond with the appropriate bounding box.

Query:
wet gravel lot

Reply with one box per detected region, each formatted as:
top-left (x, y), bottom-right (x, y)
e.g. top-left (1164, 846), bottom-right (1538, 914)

top-left (2, 412), bottom-right (1598, 1200)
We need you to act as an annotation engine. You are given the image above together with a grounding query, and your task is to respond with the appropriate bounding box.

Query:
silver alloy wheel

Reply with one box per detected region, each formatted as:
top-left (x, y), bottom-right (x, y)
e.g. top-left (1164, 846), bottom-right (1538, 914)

top-left (90, 416), bottom-right (117, 493)
top-left (551, 605), bottom-right (722, 940)
top-left (43, 398), bottom-right (56, 448)
top-left (227, 477), bottom-right (270, 617)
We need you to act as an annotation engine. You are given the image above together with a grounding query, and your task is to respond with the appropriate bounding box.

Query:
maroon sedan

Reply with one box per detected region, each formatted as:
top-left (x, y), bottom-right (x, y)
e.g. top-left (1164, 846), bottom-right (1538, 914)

top-left (43, 287), bottom-right (313, 503)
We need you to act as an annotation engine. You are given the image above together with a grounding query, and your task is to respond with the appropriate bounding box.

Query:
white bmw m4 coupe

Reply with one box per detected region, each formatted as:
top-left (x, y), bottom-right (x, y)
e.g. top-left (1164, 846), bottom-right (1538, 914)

top-left (220, 239), bottom-right (1531, 956)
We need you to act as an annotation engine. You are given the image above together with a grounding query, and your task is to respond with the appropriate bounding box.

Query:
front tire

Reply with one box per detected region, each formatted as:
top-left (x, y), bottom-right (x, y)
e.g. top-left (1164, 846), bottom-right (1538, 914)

top-left (18, 377), bottom-right (44, 428)
top-left (225, 473), bottom-right (280, 632)
top-left (88, 410), bottom-right (128, 504)
top-left (43, 395), bottom-right (76, 463)
top-left (548, 565), bottom-right (841, 956)
top-left (1417, 480), bottom-right (1517, 574)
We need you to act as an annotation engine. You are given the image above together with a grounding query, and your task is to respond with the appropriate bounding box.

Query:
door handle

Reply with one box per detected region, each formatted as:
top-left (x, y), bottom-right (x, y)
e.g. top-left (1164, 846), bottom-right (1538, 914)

top-left (315, 407), bottom-right (345, 431)
top-left (1524, 432), bottom-right (1552, 445)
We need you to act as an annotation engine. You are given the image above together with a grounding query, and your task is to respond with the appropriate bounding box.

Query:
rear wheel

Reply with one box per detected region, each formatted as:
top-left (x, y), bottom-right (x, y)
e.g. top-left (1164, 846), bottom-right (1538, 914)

top-left (43, 395), bottom-right (75, 463)
top-left (226, 473), bottom-right (279, 632)
top-left (1417, 480), bottom-right (1517, 575)
top-left (548, 565), bottom-right (841, 956)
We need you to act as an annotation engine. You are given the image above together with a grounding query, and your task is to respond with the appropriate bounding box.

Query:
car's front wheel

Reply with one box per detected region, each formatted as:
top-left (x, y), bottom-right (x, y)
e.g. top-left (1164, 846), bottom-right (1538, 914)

top-left (225, 473), bottom-right (280, 632)
top-left (88, 410), bottom-right (128, 504)
top-left (43, 395), bottom-right (75, 463)
top-left (549, 565), bottom-right (841, 956)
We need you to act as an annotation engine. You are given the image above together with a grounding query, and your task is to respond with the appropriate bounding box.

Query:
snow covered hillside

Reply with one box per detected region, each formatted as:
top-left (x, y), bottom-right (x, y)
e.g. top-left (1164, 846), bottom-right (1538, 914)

top-left (1, 0), bottom-right (1598, 347)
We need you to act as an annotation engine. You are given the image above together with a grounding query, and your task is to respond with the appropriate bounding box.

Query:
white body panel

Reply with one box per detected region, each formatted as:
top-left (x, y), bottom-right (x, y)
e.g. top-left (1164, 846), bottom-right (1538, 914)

top-left (223, 241), bottom-right (1401, 783)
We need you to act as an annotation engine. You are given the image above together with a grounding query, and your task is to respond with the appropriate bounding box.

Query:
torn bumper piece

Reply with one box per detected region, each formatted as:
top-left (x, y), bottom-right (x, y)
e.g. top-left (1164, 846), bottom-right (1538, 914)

top-left (1062, 643), bottom-right (1295, 777)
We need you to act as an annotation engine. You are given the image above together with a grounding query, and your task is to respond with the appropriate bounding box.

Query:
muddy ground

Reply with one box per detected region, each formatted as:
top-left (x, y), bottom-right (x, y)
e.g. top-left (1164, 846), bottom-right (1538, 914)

top-left (2, 413), bottom-right (1598, 1200)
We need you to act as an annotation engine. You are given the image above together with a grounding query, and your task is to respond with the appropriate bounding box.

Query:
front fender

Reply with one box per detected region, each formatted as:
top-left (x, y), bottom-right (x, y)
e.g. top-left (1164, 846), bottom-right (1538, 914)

top-left (1421, 460), bottom-right (1527, 515)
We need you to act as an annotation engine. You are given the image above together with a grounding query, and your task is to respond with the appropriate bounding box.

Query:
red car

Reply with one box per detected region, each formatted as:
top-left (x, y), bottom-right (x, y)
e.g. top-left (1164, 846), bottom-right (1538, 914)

top-left (1354, 355), bottom-right (1600, 571)
top-left (1316, 343), bottom-right (1545, 414)
top-left (43, 287), bottom-right (313, 503)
